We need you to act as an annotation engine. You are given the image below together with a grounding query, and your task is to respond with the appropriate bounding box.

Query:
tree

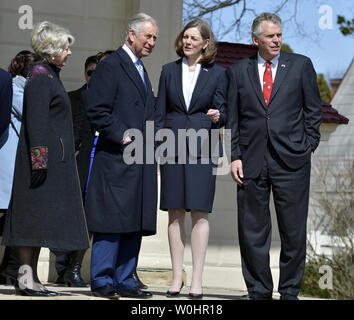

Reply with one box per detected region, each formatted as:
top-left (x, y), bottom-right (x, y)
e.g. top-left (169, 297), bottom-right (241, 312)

top-left (302, 160), bottom-right (354, 299)
top-left (183, 0), bottom-right (306, 42)
top-left (317, 74), bottom-right (331, 103)
top-left (337, 15), bottom-right (354, 36)
top-left (281, 43), bottom-right (293, 53)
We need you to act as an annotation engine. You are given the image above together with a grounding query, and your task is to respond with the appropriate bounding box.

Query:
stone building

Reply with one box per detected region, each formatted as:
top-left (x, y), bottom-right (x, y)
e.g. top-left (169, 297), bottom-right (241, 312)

top-left (0, 1), bottom-right (351, 292)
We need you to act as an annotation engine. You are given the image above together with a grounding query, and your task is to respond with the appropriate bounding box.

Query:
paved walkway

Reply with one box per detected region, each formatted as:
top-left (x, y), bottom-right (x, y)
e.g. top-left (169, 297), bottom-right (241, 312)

top-left (0, 283), bottom-right (320, 300)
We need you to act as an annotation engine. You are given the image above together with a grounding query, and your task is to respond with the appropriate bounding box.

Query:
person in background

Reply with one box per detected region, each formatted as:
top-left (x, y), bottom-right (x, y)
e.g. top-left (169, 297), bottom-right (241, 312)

top-left (1, 21), bottom-right (90, 297)
top-left (155, 19), bottom-right (227, 299)
top-left (70, 55), bottom-right (97, 154)
top-left (0, 68), bottom-right (12, 137)
top-left (85, 13), bottom-right (158, 299)
top-left (0, 51), bottom-right (36, 285)
top-left (51, 55), bottom-right (97, 288)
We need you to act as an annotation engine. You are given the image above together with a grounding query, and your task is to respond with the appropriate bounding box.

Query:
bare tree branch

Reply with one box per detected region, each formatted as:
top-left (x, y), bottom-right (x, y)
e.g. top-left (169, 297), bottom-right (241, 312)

top-left (184, 0), bottom-right (243, 20)
top-left (183, 0), bottom-right (318, 43)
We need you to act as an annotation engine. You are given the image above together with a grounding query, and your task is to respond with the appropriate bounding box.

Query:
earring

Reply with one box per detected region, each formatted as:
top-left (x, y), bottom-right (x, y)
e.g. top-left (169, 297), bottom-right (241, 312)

top-left (51, 56), bottom-right (55, 61)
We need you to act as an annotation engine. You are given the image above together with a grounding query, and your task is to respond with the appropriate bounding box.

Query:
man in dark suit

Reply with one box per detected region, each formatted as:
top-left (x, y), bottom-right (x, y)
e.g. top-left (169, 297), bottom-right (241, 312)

top-left (226, 13), bottom-right (322, 300)
top-left (69, 55), bottom-right (97, 152)
top-left (85, 13), bottom-right (158, 299)
top-left (0, 68), bottom-right (12, 138)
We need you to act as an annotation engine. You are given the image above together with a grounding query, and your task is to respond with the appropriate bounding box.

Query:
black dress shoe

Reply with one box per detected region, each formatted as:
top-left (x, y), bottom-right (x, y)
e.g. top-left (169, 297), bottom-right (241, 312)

top-left (55, 273), bottom-right (65, 285)
top-left (120, 288), bottom-right (152, 299)
top-left (64, 262), bottom-right (88, 287)
top-left (166, 281), bottom-right (184, 297)
top-left (91, 284), bottom-right (120, 299)
top-left (132, 271), bottom-right (148, 289)
top-left (241, 292), bottom-right (273, 300)
top-left (41, 288), bottom-right (60, 296)
top-left (188, 292), bottom-right (203, 299)
top-left (280, 294), bottom-right (299, 300)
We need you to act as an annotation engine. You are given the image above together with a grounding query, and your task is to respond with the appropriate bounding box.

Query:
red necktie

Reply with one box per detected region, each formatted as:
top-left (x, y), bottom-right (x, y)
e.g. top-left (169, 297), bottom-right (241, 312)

top-left (263, 61), bottom-right (273, 106)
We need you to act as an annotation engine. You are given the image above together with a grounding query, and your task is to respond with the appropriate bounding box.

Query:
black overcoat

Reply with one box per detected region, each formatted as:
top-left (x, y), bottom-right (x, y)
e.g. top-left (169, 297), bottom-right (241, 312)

top-left (1, 62), bottom-right (90, 251)
top-left (69, 87), bottom-right (95, 195)
top-left (85, 47), bottom-right (157, 236)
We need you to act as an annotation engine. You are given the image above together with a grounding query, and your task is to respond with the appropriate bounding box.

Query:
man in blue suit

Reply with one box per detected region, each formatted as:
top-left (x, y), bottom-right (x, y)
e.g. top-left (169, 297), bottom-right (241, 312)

top-left (85, 13), bottom-right (158, 299)
top-left (0, 69), bottom-right (12, 138)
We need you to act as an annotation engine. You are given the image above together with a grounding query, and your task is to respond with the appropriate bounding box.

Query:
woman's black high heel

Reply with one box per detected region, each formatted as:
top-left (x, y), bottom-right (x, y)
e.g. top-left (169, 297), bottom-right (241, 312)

top-left (14, 280), bottom-right (59, 297)
top-left (166, 281), bottom-right (184, 297)
top-left (188, 292), bottom-right (203, 299)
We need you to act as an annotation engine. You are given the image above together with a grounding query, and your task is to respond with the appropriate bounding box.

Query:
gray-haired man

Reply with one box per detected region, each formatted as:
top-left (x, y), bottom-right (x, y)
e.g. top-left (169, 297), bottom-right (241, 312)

top-left (85, 13), bottom-right (158, 299)
top-left (226, 13), bottom-right (322, 300)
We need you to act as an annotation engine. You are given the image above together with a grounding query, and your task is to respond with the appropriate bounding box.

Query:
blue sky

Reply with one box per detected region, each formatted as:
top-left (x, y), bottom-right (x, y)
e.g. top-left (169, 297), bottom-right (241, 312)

top-left (185, 0), bottom-right (354, 79)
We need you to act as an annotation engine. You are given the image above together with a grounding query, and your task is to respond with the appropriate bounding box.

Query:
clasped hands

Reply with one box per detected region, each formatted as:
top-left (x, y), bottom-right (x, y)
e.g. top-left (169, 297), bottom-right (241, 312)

top-left (207, 109), bottom-right (220, 124)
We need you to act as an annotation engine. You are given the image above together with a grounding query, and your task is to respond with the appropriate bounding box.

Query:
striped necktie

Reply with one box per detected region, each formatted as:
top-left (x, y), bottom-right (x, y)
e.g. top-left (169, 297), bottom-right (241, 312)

top-left (135, 59), bottom-right (146, 91)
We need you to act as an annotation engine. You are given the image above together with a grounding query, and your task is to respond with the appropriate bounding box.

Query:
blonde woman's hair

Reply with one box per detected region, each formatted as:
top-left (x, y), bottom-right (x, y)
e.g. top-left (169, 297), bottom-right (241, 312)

top-left (31, 21), bottom-right (75, 59)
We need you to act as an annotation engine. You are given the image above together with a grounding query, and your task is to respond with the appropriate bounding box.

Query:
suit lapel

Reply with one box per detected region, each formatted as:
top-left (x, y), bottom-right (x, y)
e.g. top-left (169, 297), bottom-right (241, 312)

top-left (143, 68), bottom-right (154, 119)
top-left (175, 60), bottom-right (188, 112)
top-left (117, 47), bottom-right (146, 100)
top-left (247, 56), bottom-right (267, 110)
top-left (268, 52), bottom-right (290, 106)
top-left (188, 65), bottom-right (210, 112)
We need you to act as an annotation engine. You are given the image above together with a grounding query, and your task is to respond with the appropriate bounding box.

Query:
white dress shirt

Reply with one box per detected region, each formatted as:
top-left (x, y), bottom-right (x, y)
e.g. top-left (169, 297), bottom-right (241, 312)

top-left (257, 53), bottom-right (280, 90)
top-left (122, 43), bottom-right (138, 65)
top-left (182, 57), bottom-right (201, 110)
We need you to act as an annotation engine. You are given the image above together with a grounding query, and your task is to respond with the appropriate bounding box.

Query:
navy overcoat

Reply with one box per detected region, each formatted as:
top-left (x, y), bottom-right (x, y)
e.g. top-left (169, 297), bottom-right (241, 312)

top-left (85, 47), bottom-right (157, 236)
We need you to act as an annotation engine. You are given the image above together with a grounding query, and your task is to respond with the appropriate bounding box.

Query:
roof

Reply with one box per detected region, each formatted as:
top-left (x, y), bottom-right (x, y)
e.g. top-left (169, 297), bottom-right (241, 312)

top-left (215, 42), bottom-right (258, 68)
top-left (216, 41), bottom-right (349, 125)
top-left (321, 101), bottom-right (349, 124)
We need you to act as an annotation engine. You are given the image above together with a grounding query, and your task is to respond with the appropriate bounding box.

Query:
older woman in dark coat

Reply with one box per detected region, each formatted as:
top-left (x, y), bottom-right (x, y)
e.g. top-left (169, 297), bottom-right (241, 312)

top-left (1, 21), bottom-right (90, 296)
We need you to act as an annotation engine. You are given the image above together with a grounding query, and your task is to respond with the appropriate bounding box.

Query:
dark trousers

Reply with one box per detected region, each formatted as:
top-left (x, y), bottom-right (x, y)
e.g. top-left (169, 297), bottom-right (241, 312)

top-left (90, 232), bottom-right (142, 290)
top-left (237, 142), bottom-right (311, 297)
top-left (51, 249), bottom-right (86, 275)
top-left (0, 246), bottom-right (19, 280)
top-left (0, 214), bottom-right (19, 280)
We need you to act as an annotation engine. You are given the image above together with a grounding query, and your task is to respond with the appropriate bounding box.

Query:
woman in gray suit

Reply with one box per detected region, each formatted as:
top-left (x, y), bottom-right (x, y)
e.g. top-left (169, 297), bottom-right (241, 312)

top-left (155, 19), bottom-right (228, 299)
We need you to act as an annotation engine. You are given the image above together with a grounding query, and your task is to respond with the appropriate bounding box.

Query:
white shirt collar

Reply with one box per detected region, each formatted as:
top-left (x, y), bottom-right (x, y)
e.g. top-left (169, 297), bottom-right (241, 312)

top-left (182, 57), bottom-right (201, 110)
top-left (122, 44), bottom-right (139, 64)
top-left (257, 52), bottom-right (280, 67)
